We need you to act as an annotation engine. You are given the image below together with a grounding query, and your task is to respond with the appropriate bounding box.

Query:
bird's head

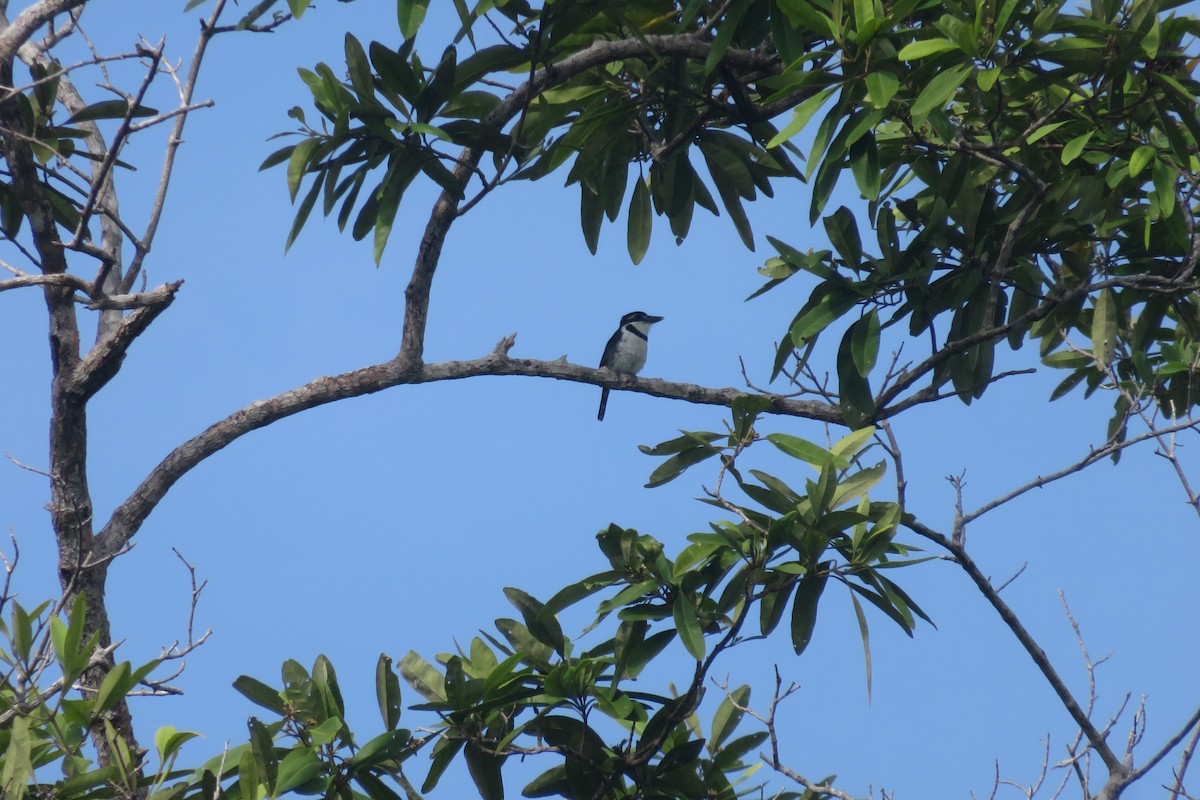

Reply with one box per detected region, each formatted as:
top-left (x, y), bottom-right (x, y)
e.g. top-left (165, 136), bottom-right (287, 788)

top-left (621, 311), bottom-right (664, 326)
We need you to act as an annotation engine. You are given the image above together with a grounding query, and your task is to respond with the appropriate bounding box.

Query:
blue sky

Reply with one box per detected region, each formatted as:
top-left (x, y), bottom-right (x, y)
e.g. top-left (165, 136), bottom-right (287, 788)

top-left (2, 1), bottom-right (1198, 797)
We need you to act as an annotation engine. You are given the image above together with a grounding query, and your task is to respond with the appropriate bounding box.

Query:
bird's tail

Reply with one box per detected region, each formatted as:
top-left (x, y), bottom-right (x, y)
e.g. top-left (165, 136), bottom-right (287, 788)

top-left (597, 387), bottom-right (610, 421)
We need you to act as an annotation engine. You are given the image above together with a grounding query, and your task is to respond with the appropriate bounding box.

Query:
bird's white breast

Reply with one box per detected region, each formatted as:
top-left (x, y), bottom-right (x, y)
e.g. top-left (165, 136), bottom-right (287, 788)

top-left (609, 326), bottom-right (650, 374)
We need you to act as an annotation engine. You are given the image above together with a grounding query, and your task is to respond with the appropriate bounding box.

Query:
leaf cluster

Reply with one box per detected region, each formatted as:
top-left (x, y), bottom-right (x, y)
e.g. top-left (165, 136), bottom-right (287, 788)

top-left (0, 595), bottom-right (182, 800)
top-left (272, 0), bottom-right (1200, 436)
top-left (754, 0), bottom-right (1200, 432)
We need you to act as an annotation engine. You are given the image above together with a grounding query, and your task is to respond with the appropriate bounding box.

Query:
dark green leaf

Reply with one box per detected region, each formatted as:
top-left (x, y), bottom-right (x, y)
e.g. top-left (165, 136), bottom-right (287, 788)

top-left (645, 445), bottom-right (721, 488)
top-left (837, 325), bottom-right (875, 421)
top-left (766, 433), bottom-right (835, 468)
top-left (274, 749), bottom-right (324, 795)
top-left (627, 177), bottom-right (652, 264)
top-left (233, 676), bottom-right (286, 715)
top-left (503, 587), bottom-right (566, 656)
top-left (849, 310), bottom-right (880, 377)
top-left (823, 207), bottom-right (862, 268)
top-left (64, 100), bottom-right (158, 125)
top-left (790, 570), bottom-right (828, 655)
top-left (710, 685), bottom-right (750, 749)
top-left (464, 742), bottom-right (505, 800)
top-left (345, 34), bottom-right (375, 99)
top-left (398, 651), bottom-right (446, 703)
top-left (397, 0), bottom-right (430, 39)
top-left (375, 654), bottom-right (402, 730)
top-left (849, 591), bottom-right (872, 701)
top-left (672, 593), bottom-right (706, 661)
top-left (421, 736), bottom-right (465, 793)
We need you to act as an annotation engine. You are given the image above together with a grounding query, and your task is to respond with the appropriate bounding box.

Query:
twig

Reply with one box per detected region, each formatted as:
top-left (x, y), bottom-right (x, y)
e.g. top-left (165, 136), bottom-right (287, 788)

top-left (962, 418), bottom-right (1200, 526)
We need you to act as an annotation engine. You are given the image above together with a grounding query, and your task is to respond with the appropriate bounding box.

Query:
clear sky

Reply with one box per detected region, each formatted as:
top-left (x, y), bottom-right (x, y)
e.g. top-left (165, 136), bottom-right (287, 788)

top-left (1, 2), bottom-right (1198, 798)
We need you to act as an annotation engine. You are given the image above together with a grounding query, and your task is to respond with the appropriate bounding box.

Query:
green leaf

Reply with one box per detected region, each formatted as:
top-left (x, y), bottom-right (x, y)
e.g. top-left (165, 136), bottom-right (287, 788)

top-left (233, 675), bottom-right (286, 715)
top-left (248, 717), bottom-right (278, 793)
top-left (639, 431), bottom-right (723, 456)
top-left (371, 40), bottom-right (420, 103)
top-left (399, 651), bottom-right (446, 703)
top-left (704, 3), bottom-right (746, 74)
top-left (849, 591), bottom-right (872, 702)
top-left (767, 86), bottom-right (837, 148)
top-left (910, 64), bottom-right (971, 124)
top-left (373, 161), bottom-right (410, 264)
top-left (397, 0), bottom-right (430, 39)
top-left (542, 571), bottom-right (622, 616)
top-left (759, 573), bottom-right (796, 636)
top-left (645, 444), bottom-right (721, 488)
top-left (623, 629), bottom-right (675, 678)
top-left (627, 178), bottom-right (652, 265)
top-left (790, 570), bottom-right (828, 654)
top-left (864, 71), bottom-right (899, 108)
top-left (766, 433), bottom-right (836, 468)
top-left (713, 731), bottom-right (769, 771)
top-left (154, 726), bottom-right (201, 764)
top-left (790, 285), bottom-right (858, 344)
top-left (1061, 131), bottom-right (1093, 164)
top-left (640, 694), bottom-right (696, 750)
top-left (523, 765), bottom-right (569, 798)
top-left (273, 749), bottom-right (324, 797)
top-left (64, 99), bottom-right (158, 124)
top-left (286, 137), bottom-right (318, 202)
top-left (285, 167), bottom-right (322, 252)
top-left (709, 685), bottom-right (750, 749)
top-left (375, 653), bottom-right (402, 730)
top-left (503, 587), bottom-right (566, 656)
top-left (849, 131), bottom-right (880, 200)
top-left (823, 206), bottom-right (862, 268)
top-left (830, 461), bottom-right (886, 507)
top-left (850, 310), bottom-right (880, 376)
top-left (581, 183), bottom-right (603, 255)
top-left (1091, 288), bottom-right (1117, 366)
top-left (776, 0), bottom-right (835, 37)
top-left (92, 662), bottom-right (132, 714)
top-left (896, 38), bottom-right (962, 60)
top-left (421, 736), bottom-right (465, 793)
top-left (1026, 120), bottom-right (1069, 144)
top-left (494, 619), bottom-right (555, 668)
top-left (464, 743), bottom-right (505, 800)
top-left (345, 33), bottom-right (374, 99)
top-left (238, 748), bottom-right (260, 800)
top-left (837, 325), bottom-right (875, 421)
top-left (672, 593), bottom-right (706, 661)
top-left (1, 716), bottom-right (32, 800)
top-left (351, 730), bottom-right (413, 768)
top-left (830, 426), bottom-right (876, 460)
top-left (51, 592), bottom-right (88, 680)
top-left (1128, 144), bottom-right (1156, 178)
top-left (1153, 158), bottom-right (1177, 218)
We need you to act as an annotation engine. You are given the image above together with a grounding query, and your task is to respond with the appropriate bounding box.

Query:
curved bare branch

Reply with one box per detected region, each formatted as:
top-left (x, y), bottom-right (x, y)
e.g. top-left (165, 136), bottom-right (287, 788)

top-left (95, 347), bottom-right (839, 561)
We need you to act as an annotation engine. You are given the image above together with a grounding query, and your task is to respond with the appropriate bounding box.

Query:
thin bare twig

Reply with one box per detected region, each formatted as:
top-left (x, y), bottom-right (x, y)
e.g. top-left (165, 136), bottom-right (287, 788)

top-left (962, 417), bottom-right (1200, 526)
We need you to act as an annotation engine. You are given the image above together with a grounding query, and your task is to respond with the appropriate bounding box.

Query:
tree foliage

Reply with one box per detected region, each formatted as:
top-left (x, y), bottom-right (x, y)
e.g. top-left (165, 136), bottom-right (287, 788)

top-left (276, 0), bottom-right (1200, 436)
top-left (2, 0), bottom-right (1200, 799)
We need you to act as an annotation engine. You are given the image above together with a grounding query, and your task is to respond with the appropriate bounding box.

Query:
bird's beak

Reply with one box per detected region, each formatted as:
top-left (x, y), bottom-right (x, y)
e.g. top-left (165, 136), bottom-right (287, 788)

top-left (649, 315), bottom-right (664, 323)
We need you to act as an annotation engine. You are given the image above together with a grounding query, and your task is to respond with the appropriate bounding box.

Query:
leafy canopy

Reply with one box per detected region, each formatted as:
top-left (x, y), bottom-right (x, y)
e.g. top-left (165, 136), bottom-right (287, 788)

top-left (271, 0), bottom-right (1200, 439)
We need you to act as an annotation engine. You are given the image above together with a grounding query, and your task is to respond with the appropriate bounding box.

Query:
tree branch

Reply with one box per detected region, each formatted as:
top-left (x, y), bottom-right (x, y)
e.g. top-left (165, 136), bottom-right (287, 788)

top-left (64, 279), bottom-right (182, 399)
top-left (962, 417), bottom-right (1200, 527)
top-left (95, 347), bottom-right (839, 560)
top-left (903, 517), bottom-right (1124, 775)
top-left (0, 0), bottom-right (85, 61)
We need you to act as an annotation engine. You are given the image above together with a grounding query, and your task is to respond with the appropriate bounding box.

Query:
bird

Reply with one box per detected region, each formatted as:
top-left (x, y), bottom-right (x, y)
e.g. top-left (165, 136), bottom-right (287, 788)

top-left (597, 311), bottom-right (664, 421)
